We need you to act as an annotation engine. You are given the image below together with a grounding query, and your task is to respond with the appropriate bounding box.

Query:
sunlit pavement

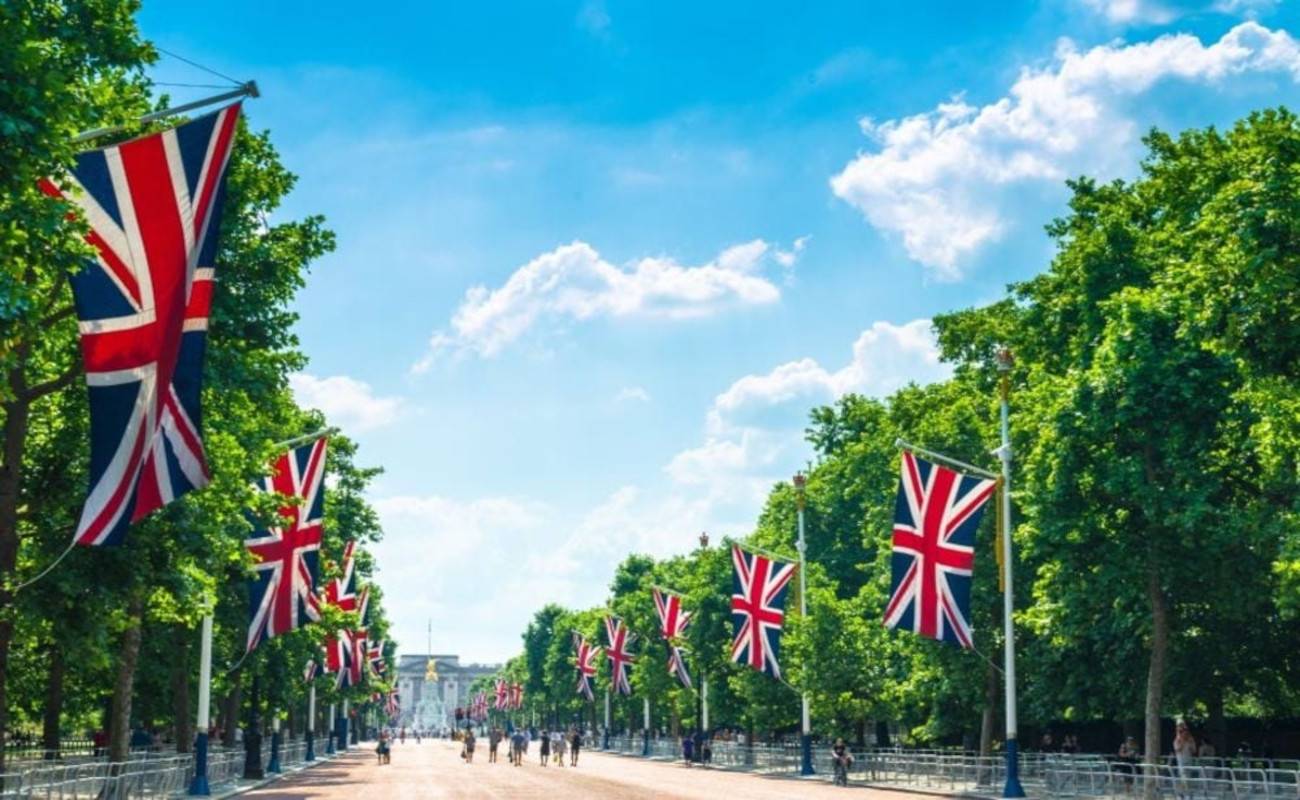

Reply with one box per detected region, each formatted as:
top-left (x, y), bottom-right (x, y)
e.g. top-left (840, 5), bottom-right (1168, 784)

top-left (236, 738), bottom-right (926, 799)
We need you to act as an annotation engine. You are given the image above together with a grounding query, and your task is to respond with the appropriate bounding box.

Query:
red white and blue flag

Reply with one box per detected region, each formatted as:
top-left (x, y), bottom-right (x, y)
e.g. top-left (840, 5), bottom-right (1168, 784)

top-left (653, 589), bottom-right (693, 689)
top-left (493, 679), bottom-right (508, 711)
top-left (324, 630), bottom-right (355, 690)
top-left (667, 646), bottom-right (693, 690)
top-left (729, 544), bottom-right (796, 679)
top-left (385, 690), bottom-right (400, 719)
top-left (884, 451), bottom-right (997, 648)
top-left (367, 638), bottom-right (386, 677)
top-left (573, 632), bottom-right (599, 701)
top-left (39, 106), bottom-right (242, 547)
top-left (604, 615), bottom-right (636, 696)
top-left (509, 682), bottom-right (524, 710)
top-left (324, 540), bottom-right (359, 611)
top-left (245, 438), bottom-right (327, 653)
top-left (303, 657), bottom-right (319, 683)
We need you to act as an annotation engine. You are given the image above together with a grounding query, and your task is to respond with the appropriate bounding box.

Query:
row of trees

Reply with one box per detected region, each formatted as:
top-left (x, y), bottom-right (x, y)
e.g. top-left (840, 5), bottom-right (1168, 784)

top-left (479, 109), bottom-right (1300, 759)
top-left (0, 2), bottom-right (395, 768)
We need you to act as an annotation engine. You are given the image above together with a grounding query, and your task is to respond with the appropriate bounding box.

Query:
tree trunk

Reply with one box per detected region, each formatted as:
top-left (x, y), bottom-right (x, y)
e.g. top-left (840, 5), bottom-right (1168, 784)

top-left (1144, 564), bottom-right (1169, 765)
top-left (980, 659), bottom-right (999, 757)
top-left (0, 391), bottom-right (32, 775)
top-left (221, 674), bottom-right (242, 747)
top-left (108, 593), bottom-right (146, 763)
top-left (855, 719), bottom-right (866, 748)
top-left (41, 642), bottom-right (65, 758)
top-left (171, 627), bottom-right (192, 753)
top-left (1208, 684), bottom-right (1226, 757)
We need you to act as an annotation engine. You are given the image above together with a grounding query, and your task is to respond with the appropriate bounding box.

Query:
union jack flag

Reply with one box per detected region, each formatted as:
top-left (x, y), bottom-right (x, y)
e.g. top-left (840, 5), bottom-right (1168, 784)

top-left (324, 630), bottom-right (355, 690)
top-left (653, 589), bottom-right (692, 640)
top-left (493, 679), bottom-right (508, 710)
top-left (39, 106), bottom-right (241, 547)
top-left (367, 638), bottom-right (386, 677)
top-left (653, 589), bottom-right (693, 688)
top-left (509, 682), bottom-right (523, 710)
top-left (604, 615), bottom-right (636, 696)
top-left (324, 541), bottom-right (359, 611)
top-left (385, 690), bottom-right (400, 719)
top-left (573, 632), bottom-right (599, 701)
top-left (347, 587), bottom-right (370, 687)
top-left (245, 438), bottom-right (326, 653)
top-left (729, 544), bottom-right (796, 679)
top-left (667, 646), bottom-right (693, 690)
top-left (472, 692), bottom-right (487, 721)
top-left (884, 451), bottom-right (997, 648)
top-left (303, 657), bottom-right (319, 683)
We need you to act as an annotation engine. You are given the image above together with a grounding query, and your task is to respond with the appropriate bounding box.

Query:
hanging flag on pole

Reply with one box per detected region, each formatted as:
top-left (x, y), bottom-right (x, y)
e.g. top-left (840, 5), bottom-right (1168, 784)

top-left (509, 682), bottom-right (524, 710)
top-left (667, 646), bottom-right (693, 690)
top-left (245, 438), bottom-right (327, 653)
top-left (884, 450), bottom-right (998, 648)
top-left (39, 105), bottom-right (243, 547)
top-left (573, 632), bottom-right (599, 701)
top-left (303, 657), bottom-right (319, 683)
top-left (493, 679), bottom-right (508, 710)
top-left (604, 615), bottom-right (636, 696)
top-left (385, 690), bottom-right (400, 719)
top-left (653, 587), bottom-right (693, 688)
top-left (367, 639), bottom-right (386, 677)
top-left (729, 543), bottom-right (796, 679)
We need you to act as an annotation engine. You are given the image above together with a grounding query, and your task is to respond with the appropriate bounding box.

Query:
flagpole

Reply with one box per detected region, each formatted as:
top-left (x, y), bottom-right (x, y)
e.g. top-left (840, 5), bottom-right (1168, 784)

top-left (326, 703), bottom-right (336, 754)
top-left (702, 674), bottom-right (709, 732)
top-left (270, 427), bottom-right (339, 452)
top-left (603, 690), bottom-right (611, 750)
top-left (895, 437), bottom-right (1000, 480)
top-left (187, 614), bottom-right (213, 795)
top-left (793, 473), bottom-right (814, 777)
top-left (268, 713), bottom-right (282, 773)
top-left (73, 82), bottom-right (260, 144)
top-left (305, 684), bottom-right (316, 761)
top-left (642, 697), bottom-right (651, 757)
top-left (996, 348), bottom-right (1025, 798)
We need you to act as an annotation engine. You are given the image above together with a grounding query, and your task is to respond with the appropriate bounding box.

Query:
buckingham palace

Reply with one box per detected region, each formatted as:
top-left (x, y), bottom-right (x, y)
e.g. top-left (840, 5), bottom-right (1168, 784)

top-left (394, 654), bottom-right (500, 732)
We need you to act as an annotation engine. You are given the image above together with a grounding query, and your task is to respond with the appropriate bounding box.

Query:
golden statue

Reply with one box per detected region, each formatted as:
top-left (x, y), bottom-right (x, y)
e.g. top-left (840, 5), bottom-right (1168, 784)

top-left (425, 658), bottom-right (439, 683)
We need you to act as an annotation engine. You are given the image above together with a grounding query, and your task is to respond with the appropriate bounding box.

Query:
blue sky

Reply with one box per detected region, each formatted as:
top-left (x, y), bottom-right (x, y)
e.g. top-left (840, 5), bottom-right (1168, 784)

top-left (140, 0), bottom-right (1300, 663)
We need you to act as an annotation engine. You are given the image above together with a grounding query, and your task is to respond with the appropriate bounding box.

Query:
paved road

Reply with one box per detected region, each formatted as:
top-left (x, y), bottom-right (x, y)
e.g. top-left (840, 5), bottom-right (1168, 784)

top-left (242, 739), bottom-right (913, 799)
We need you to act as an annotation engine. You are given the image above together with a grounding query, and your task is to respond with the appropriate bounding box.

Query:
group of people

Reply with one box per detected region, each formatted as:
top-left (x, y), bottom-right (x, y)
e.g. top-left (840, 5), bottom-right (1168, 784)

top-left (480, 727), bottom-right (584, 767)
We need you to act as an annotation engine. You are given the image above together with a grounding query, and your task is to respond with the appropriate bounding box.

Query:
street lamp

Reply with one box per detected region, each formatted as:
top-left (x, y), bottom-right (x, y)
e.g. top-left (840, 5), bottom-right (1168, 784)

top-left (793, 473), bottom-right (813, 776)
top-left (995, 347), bottom-right (1025, 798)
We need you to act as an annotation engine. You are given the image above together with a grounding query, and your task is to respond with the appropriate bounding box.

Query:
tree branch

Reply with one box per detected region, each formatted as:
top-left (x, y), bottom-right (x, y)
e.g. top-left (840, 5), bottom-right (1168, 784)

top-left (21, 364), bottom-right (80, 402)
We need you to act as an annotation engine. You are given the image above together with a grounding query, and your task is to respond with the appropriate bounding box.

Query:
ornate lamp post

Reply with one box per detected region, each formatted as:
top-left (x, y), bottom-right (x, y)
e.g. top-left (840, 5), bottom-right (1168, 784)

top-left (793, 473), bottom-right (813, 776)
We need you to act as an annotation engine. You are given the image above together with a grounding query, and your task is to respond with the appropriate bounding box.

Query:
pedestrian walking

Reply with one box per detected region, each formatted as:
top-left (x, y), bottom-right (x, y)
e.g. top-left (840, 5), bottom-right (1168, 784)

top-left (553, 729), bottom-right (566, 767)
top-left (511, 730), bottom-right (525, 766)
top-left (540, 728), bottom-right (551, 766)
top-left (831, 737), bottom-right (854, 786)
top-left (570, 728), bottom-right (582, 767)
top-left (682, 734), bottom-right (694, 766)
top-left (1174, 721), bottom-right (1197, 799)
top-left (464, 729), bottom-right (477, 764)
top-left (488, 727), bottom-right (501, 763)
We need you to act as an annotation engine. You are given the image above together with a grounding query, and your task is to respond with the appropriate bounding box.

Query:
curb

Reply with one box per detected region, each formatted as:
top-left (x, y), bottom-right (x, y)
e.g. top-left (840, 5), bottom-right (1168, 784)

top-left (205, 751), bottom-right (350, 799)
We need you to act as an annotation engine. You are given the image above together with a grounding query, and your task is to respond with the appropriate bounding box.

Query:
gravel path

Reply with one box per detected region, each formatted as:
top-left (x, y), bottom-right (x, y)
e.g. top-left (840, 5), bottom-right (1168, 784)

top-left (240, 738), bottom-right (924, 799)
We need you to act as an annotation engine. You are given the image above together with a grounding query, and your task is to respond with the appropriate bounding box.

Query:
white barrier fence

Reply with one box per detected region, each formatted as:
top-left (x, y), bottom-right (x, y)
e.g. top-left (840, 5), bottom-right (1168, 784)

top-left (0, 737), bottom-right (324, 799)
top-left (598, 740), bottom-right (1300, 799)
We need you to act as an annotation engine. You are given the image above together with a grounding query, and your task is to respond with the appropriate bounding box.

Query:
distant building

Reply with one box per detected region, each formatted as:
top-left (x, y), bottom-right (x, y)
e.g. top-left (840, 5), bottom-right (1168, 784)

top-left (395, 654), bottom-right (499, 730)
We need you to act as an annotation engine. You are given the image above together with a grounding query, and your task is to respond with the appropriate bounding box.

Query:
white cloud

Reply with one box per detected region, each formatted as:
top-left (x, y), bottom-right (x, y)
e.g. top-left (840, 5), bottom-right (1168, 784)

top-left (1080, 0), bottom-right (1179, 23)
top-left (614, 386), bottom-right (652, 404)
top-left (289, 373), bottom-right (405, 432)
top-left (414, 239), bottom-right (788, 366)
top-left (371, 493), bottom-right (549, 660)
top-left (830, 23), bottom-right (1300, 278)
top-left (1078, 0), bottom-right (1280, 23)
top-left (662, 320), bottom-right (950, 528)
top-left (774, 235), bottom-right (811, 268)
top-left (708, 319), bottom-right (948, 431)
